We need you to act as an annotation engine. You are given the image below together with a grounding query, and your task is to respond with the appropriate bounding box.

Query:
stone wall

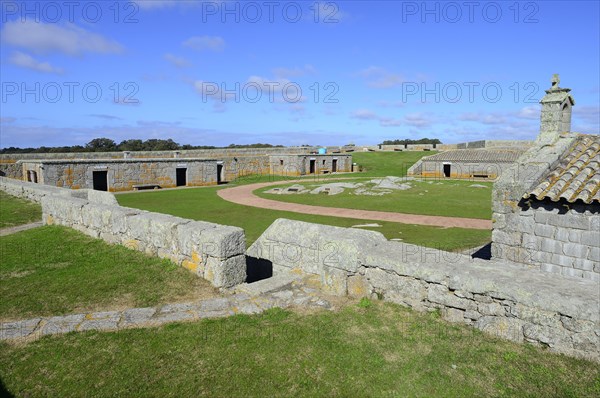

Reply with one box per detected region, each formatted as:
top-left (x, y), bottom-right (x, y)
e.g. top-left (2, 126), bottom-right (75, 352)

top-left (493, 200), bottom-right (599, 280)
top-left (491, 133), bottom-right (592, 274)
top-left (0, 162), bottom-right (21, 179)
top-left (21, 159), bottom-right (218, 191)
top-left (268, 155), bottom-right (352, 176)
top-left (0, 146), bottom-right (312, 162)
top-left (418, 160), bottom-right (515, 179)
top-left (0, 177), bottom-right (247, 288)
top-left (247, 219), bottom-right (600, 362)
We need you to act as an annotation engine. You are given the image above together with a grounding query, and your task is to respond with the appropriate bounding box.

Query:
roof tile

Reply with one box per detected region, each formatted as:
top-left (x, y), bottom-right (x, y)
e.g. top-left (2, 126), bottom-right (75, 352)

top-left (524, 134), bottom-right (600, 204)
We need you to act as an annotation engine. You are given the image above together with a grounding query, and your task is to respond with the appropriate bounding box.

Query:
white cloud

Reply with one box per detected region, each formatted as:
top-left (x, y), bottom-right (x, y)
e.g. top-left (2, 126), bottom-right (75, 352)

top-left (357, 66), bottom-right (404, 89)
top-left (516, 105), bottom-right (540, 120)
top-left (183, 35), bottom-right (225, 52)
top-left (272, 65), bottom-right (317, 79)
top-left (350, 109), bottom-right (431, 128)
top-left (351, 109), bottom-right (378, 120)
top-left (89, 114), bottom-right (123, 121)
top-left (1, 20), bottom-right (123, 56)
top-left (458, 112), bottom-right (507, 125)
top-left (350, 109), bottom-right (403, 127)
top-left (403, 113), bottom-right (434, 128)
top-left (164, 53), bottom-right (191, 68)
top-left (8, 51), bottom-right (63, 74)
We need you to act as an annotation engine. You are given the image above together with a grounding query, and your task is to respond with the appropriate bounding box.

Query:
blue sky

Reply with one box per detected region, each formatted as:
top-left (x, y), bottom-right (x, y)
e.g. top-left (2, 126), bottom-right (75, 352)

top-left (1, 0), bottom-right (599, 148)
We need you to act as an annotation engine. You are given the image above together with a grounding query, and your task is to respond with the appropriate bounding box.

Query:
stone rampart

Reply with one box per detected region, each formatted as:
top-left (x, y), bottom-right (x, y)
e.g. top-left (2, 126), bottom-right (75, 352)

top-left (247, 218), bottom-right (600, 362)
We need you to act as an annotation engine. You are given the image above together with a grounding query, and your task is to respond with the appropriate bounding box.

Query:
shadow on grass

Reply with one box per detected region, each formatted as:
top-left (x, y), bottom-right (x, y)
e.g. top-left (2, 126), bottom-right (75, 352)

top-left (0, 376), bottom-right (15, 398)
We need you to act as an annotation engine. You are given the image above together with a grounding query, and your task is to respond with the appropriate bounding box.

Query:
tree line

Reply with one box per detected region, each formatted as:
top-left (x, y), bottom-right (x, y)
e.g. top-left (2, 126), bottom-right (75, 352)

top-left (380, 138), bottom-right (442, 145)
top-left (0, 138), bottom-right (284, 154)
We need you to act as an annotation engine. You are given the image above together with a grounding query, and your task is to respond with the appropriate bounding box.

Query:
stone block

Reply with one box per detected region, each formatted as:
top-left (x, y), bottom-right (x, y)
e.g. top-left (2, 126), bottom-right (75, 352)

top-left (120, 308), bottom-right (156, 327)
top-left (475, 316), bottom-right (525, 343)
top-left (510, 304), bottom-right (561, 328)
top-left (492, 230), bottom-right (521, 246)
top-left (523, 324), bottom-right (572, 348)
top-left (427, 284), bottom-right (476, 311)
top-left (561, 267), bottom-right (583, 278)
top-left (540, 263), bottom-right (562, 274)
top-left (555, 228), bottom-right (569, 242)
top-left (442, 308), bottom-right (465, 323)
top-left (581, 231), bottom-right (599, 247)
top-left (589, 247), bottom-right (600, 262)
top-left (347, 274), bottom-right (370, 298)
top-left (581, 271), bottom-right (599, 282)
top-left (204, 255), bottom-right (246, 288)
top-left (478, 302), bottom-right (506, 317)
top-left (562, 243), bottom-right (588, 258)
top-left (548, 214), bottom-right (590, 230)
top-left (551, 254), bottom-right (574, 268)
top-left (568, 230), bottom-right (582, 243)
top-left (573, 258), bottom-right (595, 271)
top-left (41, 314), bottom-right (85, 336)
top-left (0, 318), bottom-right (41, 339)
top-left (534, 224), bottom-right (555, 238)
top-left (320, 265), bottom-right (348, 296)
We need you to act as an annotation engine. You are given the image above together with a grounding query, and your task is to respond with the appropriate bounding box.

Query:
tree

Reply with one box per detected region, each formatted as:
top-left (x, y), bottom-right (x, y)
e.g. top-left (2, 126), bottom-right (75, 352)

top-left (85, 138), bottom-right (117, 152)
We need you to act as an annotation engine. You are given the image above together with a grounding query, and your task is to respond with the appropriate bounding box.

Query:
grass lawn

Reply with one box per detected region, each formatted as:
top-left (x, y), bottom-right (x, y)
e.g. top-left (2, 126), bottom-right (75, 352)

top-left (256, 179), bottom-right (493, 220)
top-left (351, 151), bottom-right (436, 177)
top-left (117, 186), bottom-right (491, 251)
top-left (0, 191), bottom-right (42, 228)
top-left (1, 300), bottom-right (598, 397)
top-left (0, 225), bottom-right (219, 321)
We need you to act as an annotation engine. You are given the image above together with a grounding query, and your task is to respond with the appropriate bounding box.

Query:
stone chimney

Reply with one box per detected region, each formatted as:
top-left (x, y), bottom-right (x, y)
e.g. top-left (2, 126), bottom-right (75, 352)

top-left (538, 74), bottom-right (575, 143)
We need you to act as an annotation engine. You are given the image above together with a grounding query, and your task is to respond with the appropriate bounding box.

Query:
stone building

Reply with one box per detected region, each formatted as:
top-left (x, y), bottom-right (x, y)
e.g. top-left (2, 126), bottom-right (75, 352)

top-left (268, 154), bottom-right (353, 176)
top-left (20, 158), bottom-right (220, 192)
top-left (492, 75), bottom-right (599, 281)
top-left (408, 149), bottom-right (524, 180)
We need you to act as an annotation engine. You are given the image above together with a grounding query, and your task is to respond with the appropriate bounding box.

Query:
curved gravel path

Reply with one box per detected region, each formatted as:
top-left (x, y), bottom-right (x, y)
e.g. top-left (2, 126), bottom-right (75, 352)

top-left (217, 180), bottom-right (492, 230)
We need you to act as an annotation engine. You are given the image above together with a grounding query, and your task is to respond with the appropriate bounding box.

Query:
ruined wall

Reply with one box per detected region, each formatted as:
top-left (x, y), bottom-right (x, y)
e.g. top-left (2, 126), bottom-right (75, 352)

top-left (0, 162), bottom-right (21, 179)
top-left (0, 177), bottom-right (247, 288)
top-left (247, 219), bottom-right (600, 362)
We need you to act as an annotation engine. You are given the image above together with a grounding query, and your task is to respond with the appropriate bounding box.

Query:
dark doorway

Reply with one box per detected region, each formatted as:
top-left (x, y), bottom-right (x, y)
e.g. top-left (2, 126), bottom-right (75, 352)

top-left (443, 164), bottom-right (451, 178)
top-left (176, 168), bottom-right (187, 187)
top-left (332, 159), bottom-right (338, 172)
top-left (217, 164), bottom-right (224, 184)
top-left (309, 159), bottom-right (316, 174)
top-left (93, 170), bottom-right (108, 191)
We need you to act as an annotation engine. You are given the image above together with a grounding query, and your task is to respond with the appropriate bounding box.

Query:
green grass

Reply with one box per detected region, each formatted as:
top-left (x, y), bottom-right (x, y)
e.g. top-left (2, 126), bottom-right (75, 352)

top-left (117, 186), bottom-right (491, 250)
top-left (351, 150), bottom-right (435, 177)
top-left (0, 191), bottom-right (42, 228)
top-left (256, 179), bottom-right (493, 220)
top-left (0, 226), bottom-right (219, 321)
top-left (1, 301), bottom-right (598, 397)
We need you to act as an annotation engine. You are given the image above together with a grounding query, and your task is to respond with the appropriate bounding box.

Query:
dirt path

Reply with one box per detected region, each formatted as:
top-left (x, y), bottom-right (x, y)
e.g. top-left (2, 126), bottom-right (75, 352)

top-left (217, 181), bottom-right (492, 230)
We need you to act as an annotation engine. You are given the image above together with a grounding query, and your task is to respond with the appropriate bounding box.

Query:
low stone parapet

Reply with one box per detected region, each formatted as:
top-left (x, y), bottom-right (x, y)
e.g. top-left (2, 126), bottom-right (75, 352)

top-left (41, 195), bottom-right (247, 288)
top-left (248, 219), bottom-right (600, 362)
